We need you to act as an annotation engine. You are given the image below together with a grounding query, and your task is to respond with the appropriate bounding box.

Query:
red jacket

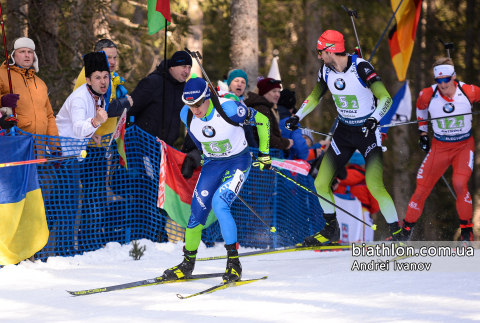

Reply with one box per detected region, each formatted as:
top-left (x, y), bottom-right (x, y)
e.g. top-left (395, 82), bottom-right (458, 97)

top-left (335, 165), bottom-right (380, 214)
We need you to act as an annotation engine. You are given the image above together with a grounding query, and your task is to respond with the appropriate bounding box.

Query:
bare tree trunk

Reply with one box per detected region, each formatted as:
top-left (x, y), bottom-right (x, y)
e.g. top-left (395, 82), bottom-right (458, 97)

top-left (27, 0), bottom-right (59, 70)
top-left (187, 0), bottom-right (203, 77)
top-left (92, 0), bottom-right (111, 39)
top-left (303, 0), bottom-right (324, 129)
top-left (230, 0), bottom-right (258, 92)
top-left (392, 109), bottom-right (411, 219)
top-left (67, 0), bottom-right (87, 69)
top-left (465, 0), bottom-right (475, 84)
top-left (5, 0), bottom-right (28, 44)
top-left (472, 0), bottom-right (480, 241)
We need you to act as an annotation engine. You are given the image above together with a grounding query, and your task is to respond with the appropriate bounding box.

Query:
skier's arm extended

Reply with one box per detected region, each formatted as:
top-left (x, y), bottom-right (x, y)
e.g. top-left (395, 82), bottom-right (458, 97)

top-left (253, 111), bottom-right (270, 154)
top-left (370, 81), bottom-right (392, 122)
top-left (296, 81), bottom-right (328, 121)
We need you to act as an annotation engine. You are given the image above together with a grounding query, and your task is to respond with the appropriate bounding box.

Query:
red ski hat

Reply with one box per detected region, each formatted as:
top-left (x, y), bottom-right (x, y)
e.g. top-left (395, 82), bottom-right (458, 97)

top-left (317, 30), bottom-right (345, 53)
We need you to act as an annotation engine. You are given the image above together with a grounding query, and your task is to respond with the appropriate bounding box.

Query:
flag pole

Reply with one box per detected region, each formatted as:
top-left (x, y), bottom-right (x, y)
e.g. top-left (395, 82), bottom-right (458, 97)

top-left (0, 3), bottom-right (14, 115)
top-left (162, 17), bottom-right (167, 141)
top-left (367, 0), bottom-right (404, 62)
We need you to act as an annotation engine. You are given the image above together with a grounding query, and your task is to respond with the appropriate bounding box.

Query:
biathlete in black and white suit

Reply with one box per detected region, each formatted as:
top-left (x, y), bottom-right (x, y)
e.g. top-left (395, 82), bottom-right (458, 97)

top-left (163, 75), bottom-right (271, 283)
top-left (286, 30), bottom-right (404, 244)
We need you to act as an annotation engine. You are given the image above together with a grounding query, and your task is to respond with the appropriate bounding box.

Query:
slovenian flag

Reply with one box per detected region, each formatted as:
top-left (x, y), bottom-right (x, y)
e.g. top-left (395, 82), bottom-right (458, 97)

top-left (388, 0), bottom-right (422, 81)
top-left (148, 0), bottom-right (172, 35)
top-left (157, 141), bottom-right (217, 228)
top-left (380, 81), bottom-right (412, 133)
top-left (0, 136), bottom-right (49, 265)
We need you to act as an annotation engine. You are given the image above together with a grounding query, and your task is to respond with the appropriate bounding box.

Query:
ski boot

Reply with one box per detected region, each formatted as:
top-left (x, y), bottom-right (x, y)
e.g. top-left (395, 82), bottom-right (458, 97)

top-left (387, 221), bottom-right (411, 242)
top-left (302, 213), bottom-right (340, 247)
top-left (162, 247), bottom-right (197, 280)
top-left (223, 243), bottom-right (242, 283)
top-left (395, 220), bottom-right (416, 241)
top-left (460, 220), bottom-right (474, 242)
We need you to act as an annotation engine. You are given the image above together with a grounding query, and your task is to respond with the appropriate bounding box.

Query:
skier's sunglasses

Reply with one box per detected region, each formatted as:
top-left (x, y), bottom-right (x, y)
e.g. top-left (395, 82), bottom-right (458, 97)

top-left (186, 97), bottom-right (205, 108)
top-left (435, 75), bottom-right (454, 84)
top-left (316, 44), bottom-right (335, 55)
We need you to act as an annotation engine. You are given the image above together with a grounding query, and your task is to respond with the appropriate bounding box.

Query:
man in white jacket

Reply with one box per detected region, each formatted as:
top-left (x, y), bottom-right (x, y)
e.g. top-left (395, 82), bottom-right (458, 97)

top-left (56, 52), bottom-right (111, 141)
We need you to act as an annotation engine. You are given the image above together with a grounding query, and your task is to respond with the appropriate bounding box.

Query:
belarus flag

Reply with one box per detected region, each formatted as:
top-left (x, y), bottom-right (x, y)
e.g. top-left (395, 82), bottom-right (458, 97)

top-left (157, 141), bottom-right (217, 228)
top-left (147, 0), bottom-right (172, 35)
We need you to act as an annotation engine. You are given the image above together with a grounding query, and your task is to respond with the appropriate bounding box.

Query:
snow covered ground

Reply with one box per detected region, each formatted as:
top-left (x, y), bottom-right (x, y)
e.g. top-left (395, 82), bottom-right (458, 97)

top-left (1, 240), bottom-right (480, 323)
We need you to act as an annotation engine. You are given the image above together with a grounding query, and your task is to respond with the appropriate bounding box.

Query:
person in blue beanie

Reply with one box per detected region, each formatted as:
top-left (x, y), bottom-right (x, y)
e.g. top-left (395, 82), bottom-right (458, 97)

top-left (224, 69), bottom-right (258, 148)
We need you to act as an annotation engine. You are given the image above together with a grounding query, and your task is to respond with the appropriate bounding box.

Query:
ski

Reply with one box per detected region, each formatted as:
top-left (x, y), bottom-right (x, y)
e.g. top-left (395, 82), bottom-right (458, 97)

top-left (177, 276), bottom-right (268, 299)
top-left (196, 243), bottom-right (352, 261)
top-left (67, 273), bottom-right (224, 296)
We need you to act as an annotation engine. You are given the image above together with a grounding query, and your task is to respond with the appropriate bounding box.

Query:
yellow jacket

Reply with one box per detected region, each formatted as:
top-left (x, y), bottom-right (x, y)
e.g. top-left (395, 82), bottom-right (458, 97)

top-left (73, 67), bottom-right (123, 137)
top-left (0, 62), bottom-right (59, 136)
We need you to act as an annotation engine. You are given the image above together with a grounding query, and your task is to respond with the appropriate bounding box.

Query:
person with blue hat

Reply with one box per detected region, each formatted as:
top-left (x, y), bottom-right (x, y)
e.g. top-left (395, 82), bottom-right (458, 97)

top-left (224, 69), bottom-right (258, 148)
top-left (162, 74), bottom-right (271, 284)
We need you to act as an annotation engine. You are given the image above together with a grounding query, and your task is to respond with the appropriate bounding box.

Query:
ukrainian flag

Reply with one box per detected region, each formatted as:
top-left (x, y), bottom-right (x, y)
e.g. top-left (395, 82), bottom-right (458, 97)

top-left (0, 135), bottom-right (49, 265)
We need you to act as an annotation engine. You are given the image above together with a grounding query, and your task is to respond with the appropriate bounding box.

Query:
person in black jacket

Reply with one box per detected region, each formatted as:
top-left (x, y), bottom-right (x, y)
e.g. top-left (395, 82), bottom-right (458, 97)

top-left (128, 51), bottom-right (192, 146)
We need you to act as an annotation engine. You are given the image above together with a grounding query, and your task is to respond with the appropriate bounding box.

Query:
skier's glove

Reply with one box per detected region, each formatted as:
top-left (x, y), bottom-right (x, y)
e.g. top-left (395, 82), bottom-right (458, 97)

top-left (181, 149), bottom-right (202, 179)
top-left (362, 117), bottom-right (379, 137)
top-left (285, 115), bottom-right (300, 131)
top-left (0, 114), bottom-right (18, 130)
top-left (257, 152), bottom-right (272, 171)
top-left (419, 135), bottom-right (430, 153)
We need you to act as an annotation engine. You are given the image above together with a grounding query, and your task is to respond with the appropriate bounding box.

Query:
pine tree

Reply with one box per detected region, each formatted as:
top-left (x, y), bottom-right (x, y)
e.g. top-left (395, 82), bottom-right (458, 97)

top-left (129, 240), bottom-right (146, 260)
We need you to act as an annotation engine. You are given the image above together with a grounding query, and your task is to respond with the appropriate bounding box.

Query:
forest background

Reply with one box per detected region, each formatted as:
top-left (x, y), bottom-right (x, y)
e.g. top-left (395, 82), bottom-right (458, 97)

top-left (1, 0), bottom-right (479, 241)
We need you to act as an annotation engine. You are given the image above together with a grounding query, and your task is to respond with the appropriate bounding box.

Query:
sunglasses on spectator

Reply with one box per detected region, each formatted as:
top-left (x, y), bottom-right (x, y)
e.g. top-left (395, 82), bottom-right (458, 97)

top-left (186, 97), bottom-right (205, 108)
top-left (316, 44), bottom-right (335, 55)
top-left (435, 75), bottom-right (454, 84)
top-left (267, 79), bottom-right (282, 85)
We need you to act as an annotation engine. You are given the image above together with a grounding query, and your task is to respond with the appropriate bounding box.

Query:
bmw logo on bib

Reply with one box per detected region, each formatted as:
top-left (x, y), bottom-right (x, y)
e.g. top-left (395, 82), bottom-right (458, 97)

top-left (443, 103), bottom-right (455, 113)
top-left (334, 78), bottom-right (346, 90)
top-left (202, 126), bottom-right (216, 138)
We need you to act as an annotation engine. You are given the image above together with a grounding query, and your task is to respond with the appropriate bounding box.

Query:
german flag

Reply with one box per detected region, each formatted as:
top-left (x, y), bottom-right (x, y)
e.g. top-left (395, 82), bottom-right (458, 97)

top-left (389, 0), bottom-right (422, 81)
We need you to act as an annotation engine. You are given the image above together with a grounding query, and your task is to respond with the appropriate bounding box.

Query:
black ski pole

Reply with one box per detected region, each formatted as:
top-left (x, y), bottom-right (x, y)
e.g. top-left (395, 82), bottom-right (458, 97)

top-left (298, 126), bottom-right (330, 137)
top-left (341, 5), bottom-right (363, 58)
top-left (438, 38), bottom-right (454, 59)
top-left (253, 160), bottom-right (376, 230)
top-left (238, 195), bottom-right (276, 233)
top-left (382, 110), bottom-right (480, 128)
top-left (368, 0), bottom-right (405, 62)
top-left (433, 38), bottom-right (457, 199)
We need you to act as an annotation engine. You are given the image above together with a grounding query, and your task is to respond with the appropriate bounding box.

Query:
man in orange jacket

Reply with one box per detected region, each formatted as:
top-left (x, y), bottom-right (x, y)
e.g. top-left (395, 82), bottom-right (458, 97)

top-left (0, 37), bottom-right (58, 137)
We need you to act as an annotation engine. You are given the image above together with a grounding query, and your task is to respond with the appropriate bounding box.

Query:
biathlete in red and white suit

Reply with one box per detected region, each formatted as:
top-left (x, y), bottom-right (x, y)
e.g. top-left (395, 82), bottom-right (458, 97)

top-left (401, 58), bottom-right (480, 241)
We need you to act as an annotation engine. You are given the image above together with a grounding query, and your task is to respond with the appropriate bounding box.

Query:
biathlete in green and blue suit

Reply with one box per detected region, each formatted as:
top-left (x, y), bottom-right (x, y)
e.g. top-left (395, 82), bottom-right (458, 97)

top-left (163, 75), bottom-right (271, 283)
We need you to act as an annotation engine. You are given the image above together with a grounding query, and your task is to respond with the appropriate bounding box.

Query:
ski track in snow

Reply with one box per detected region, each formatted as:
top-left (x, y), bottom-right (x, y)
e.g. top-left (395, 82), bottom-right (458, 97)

top-left (1, 239), bottom-right (479, 323)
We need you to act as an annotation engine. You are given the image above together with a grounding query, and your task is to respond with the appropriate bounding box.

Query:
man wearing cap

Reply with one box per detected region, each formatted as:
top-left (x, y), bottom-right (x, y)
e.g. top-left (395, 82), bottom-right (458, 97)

top-left (56, 52), bottom-right (130, 249)
top-left (128, 51), bottom-right (192, 146)
top-left (162, 75), bottom-right (271, 283)
top-left (0, 37), bottom-right (58, 136)
top-left (72, 39), bottom-right (131, 139)
top-left (402, 58), bottom-right (480, 242)
top-left (285, 30), bottom-right (402, 243)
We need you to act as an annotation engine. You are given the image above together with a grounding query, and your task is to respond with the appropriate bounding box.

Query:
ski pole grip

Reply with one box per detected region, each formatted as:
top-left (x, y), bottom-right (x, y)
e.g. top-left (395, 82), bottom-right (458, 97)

top-left (184, 47), bottom-right (193, 56)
